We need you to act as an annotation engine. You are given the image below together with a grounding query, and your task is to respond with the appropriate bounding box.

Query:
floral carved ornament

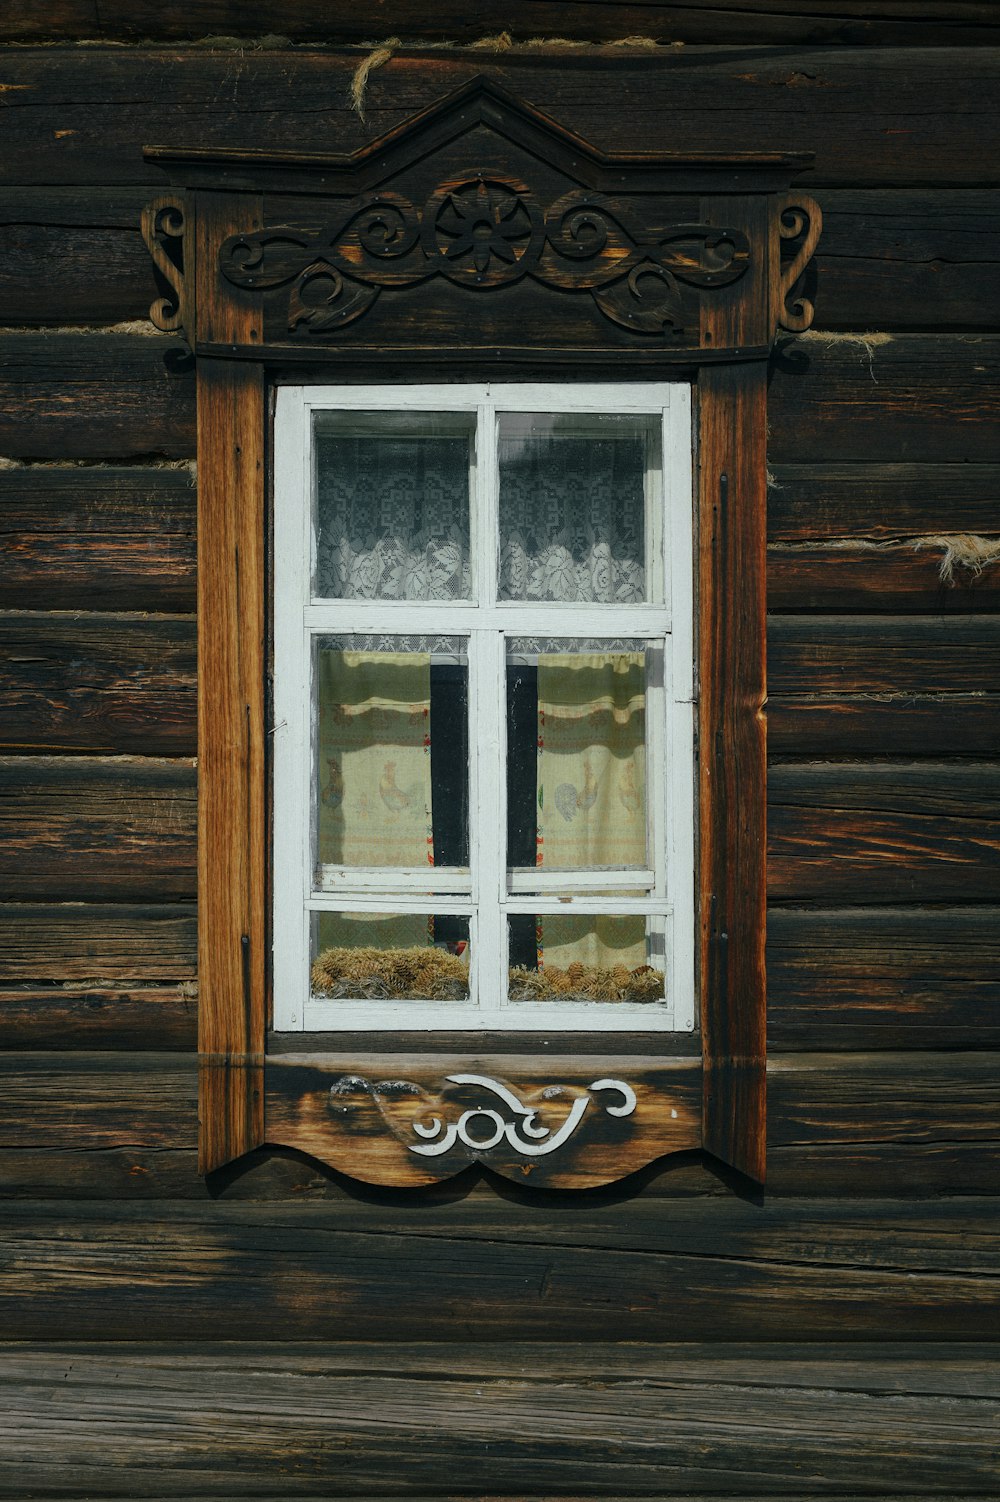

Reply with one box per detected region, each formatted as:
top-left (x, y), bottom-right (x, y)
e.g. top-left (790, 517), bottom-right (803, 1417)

top-left (217, 174), bottom-right (753, 338)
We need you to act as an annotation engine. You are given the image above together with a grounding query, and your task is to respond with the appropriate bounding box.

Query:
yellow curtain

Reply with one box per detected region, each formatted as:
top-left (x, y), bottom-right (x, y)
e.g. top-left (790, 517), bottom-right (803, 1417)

top-left (536, 651), bottom-right (646, 969)
top-left (317, 648), bottom-right (433, 949)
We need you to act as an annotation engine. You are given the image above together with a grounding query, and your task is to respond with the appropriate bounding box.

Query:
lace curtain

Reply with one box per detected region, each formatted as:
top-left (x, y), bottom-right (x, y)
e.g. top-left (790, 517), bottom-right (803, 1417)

top-left (499, 431), bottom-right (646, 603)
top-left (316, 432), bottom-right (472, 601)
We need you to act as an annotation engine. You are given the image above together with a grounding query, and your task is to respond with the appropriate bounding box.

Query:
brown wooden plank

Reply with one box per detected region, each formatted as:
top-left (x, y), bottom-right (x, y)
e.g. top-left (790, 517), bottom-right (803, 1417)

top-left (768, 462), bottom-right (1000, 541)
top-left (769, 616), bottom-right (1000, 695)
top-left (2, 49), bottom-right (1000, 189)
top-left (0, 1343), bottom-right (997, 1498)
top-left (0, 464), bottom-right (196, 612)
top-left (768, 907), bottom-right (1000, 1051)
top-left (768, 543), bottom-right (1000, 611)
top-left (0, 188), bottom-right (151, 326)
top-left (5, 2), bottom-right (1000, 45)
top-left (768, 695), bottom-right (1000, 757)
top-left (0, 613), bottom-right (196, 755)
top-left (768, 762), bottom-right (1000, 903)
top-left (0, 989), bottom-right (195, 1050)
top-left (697, 359), bottom-right (767, 1182)
top-left (0, 902), bottom-right (196, 981)
top-left (0, 1189), bottom-right (997, 1342)
top-left (0, 757), bottom-right (196, 900)
top-left (0, 334), bottom-right (195, 461)
top-left (768, 334), bottom-right (1000, 464)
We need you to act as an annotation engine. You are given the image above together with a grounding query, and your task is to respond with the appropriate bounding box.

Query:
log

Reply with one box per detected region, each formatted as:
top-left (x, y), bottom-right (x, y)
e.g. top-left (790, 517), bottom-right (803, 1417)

top-left (0, 613), bottom-right (196, 755)
top-left (0, 464), bottom-right (196, 612)
top-left (768, 462), bottom-right (1000, 540)
top-left (768, 762), bottom-right (1000, 902)
top-left (1, 49), bottom-right (998, 189)
top-left (0, 1341), bottom-right (997, 1496)
top-left (0, 757), bottom-right (196, 900)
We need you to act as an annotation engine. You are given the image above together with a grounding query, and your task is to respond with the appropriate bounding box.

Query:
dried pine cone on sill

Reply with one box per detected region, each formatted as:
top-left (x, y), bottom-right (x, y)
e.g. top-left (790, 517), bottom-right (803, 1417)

top-left (312, 946), bottom-right (664, 1003)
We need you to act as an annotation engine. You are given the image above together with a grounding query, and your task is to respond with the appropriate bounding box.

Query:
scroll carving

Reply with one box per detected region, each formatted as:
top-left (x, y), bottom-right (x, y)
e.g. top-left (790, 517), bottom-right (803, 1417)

top-left (328, 1071), bottom-right (641, 1163)
top-left (776, 194), bottom-right (823, 333)
top-left (141, 195), bottom-right (188, 335)
top-left (219, 175), bottom-right (751, 340)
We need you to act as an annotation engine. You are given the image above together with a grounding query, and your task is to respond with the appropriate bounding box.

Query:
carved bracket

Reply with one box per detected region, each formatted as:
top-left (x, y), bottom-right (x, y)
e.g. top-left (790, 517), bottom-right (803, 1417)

top-left (218, 176), bottom-right (751, 340)
top-left (141, 195), bottom-right (189, 339)
top-left (774, 193), bottom-right (823, 333)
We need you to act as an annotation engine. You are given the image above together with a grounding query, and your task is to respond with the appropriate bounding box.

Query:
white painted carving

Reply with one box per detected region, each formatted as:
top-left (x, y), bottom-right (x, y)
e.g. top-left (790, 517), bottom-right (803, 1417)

top-left (407, 1073), bottom-right (636, 1158)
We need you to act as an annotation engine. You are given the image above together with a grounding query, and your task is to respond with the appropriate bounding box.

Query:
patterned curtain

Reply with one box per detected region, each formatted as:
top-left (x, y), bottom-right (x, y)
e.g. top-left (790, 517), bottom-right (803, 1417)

top-left (499, 432), bottom-right (646, 603)
top-left (317, 649), bottom-right (434, 869)
top-left (315, 432), bottom-right (471, 601)
top-left (536, 652), bottom-right (647, 969)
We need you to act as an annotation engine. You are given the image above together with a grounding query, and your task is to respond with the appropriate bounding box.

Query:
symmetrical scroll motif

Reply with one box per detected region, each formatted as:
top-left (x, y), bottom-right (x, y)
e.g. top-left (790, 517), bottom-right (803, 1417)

top-left (219, 176), bottom-right (751, 339)
top-left (776, 194), bottom-right (823, 333)
top-left (327, 1071), bottom-right (638, 1161)
top-left (141, 195), bottom-right (188, 335)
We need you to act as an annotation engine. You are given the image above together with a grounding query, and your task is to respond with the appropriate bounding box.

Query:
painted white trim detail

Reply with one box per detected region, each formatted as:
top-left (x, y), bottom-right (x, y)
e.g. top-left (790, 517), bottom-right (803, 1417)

top-left (403, 1073), bottom-right (636, 1157)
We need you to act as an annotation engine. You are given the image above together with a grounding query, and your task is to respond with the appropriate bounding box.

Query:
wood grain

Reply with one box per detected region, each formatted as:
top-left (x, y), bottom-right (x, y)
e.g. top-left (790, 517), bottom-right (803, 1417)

top-left (3, 49), bottom-right (1000, 189)
top-left (0, 1191), bottom-right (997, 1342)
top-left (768, 695), bottom-right (1000, 757)
top-left (768, 462), bottom-right (1000, 541)
top-left (0, 465), bottom-right (195, 612)
top-left (0, 757), bottom-right (196, 900)
top-left (769, 762), bottom-right (1000, 903)
top-left (768, 907), bottom-right (1000, 1051)
top-left (769, 616), bottom-right (1000, 695)
top-left (0, 613), bottom-right (196, 755)
top-left (0, 1342), bottom-right (997, 1496)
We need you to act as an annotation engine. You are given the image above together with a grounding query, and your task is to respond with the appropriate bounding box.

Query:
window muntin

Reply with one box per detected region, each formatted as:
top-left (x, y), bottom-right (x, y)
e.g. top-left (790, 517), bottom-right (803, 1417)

top-left (273, 383), bottom-right (694, 1033)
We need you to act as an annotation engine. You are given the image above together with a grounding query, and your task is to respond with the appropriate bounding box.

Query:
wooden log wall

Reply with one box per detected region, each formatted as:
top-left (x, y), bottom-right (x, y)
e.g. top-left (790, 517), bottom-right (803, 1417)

top-left (1, 27), bottom-right (998, 1500)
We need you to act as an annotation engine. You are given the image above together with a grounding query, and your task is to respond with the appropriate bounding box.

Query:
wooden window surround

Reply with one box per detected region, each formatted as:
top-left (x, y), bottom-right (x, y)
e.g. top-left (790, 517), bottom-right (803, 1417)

top-left (142, 77), bottom-right (821, 1190)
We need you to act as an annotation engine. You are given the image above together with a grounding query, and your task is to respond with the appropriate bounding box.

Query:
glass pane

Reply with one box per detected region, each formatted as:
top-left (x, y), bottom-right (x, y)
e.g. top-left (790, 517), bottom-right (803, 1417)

top-left (507, 914), bottom-right (665, 1003)
top-left (312, 912), bottom-right (470, 1001)
top-left (315, 635), bottom-right (468, 873)
top-left (314, 411), bottom-right (474, 600)
top-left (506, 639), bottom-right (649, 872)
top-left (498, 413), bottom-right (659, 603)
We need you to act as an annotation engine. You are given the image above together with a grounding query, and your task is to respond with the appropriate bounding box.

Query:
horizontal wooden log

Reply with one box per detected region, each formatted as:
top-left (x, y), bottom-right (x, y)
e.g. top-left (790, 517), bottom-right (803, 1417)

top-left (0, 989), bottom-right (195, 1051)
top-left (768, 543), bottom-right (1000, 611)
top-left (2, 49), bottom-right (999, 189)
top-left (768, 695), bottom-right (1000, 756)
top-left (768, 762), bottom-right (1000, 902)
top-left (0, 757), bottom-right (196, 900)
top-left (0, 1184), bottom-right (997, 1341)
top-left (7, 187), bottom-right (1000, 333)
top-left (768, 462), bottom-right (1000, 541)
top-left (2, 333), bottom-right (996, 467)
top-left (0, 464), bottom-right (195, 611)
top-left (0, 613), bottom-right (196, 755)
top-left (768, 907), bottom-right (1000, 1051)
top-left (768, 335), bottom-right (1000, 464)
top-left (0, 902), bottom-right (196, 982)
top-left (0, 334), bottom-right (194, 461)
top-left (0, 1342), bottom-right (997, 1498)
top-left (769, 615), bottom-right (1000, 694)
top-left (5, 2), bottom-right (1000, 45)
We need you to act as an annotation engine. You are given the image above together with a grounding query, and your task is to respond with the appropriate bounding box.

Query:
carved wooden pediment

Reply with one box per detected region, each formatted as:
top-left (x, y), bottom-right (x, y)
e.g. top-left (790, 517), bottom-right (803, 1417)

top-left (144, 77), bottom-right (820, 364)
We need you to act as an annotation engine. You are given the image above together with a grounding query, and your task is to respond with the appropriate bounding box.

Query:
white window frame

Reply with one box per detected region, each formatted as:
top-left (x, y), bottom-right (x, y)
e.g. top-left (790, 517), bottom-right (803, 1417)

top-left (272, 382), bottom-right (695, 1034)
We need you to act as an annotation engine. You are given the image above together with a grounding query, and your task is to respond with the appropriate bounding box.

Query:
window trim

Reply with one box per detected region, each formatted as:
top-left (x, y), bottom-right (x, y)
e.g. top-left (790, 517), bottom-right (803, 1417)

top-left (271, 381), bottom-right (695, 1035)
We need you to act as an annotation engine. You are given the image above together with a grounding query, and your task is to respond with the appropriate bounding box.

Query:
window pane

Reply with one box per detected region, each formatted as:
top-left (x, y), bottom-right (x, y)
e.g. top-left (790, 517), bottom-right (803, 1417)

top-left (314, 411), bottom-right (474, 600)
top-left (498, 413), bottom-right (659, 602)
top-left (312, 912), bottom-right (470, 1001)
top-left (315, 636), bottom-right (468, 874)
top-left (506, 639), bottom-right (649, 872)
top-left (508, 914), bottom-right (665, 1003)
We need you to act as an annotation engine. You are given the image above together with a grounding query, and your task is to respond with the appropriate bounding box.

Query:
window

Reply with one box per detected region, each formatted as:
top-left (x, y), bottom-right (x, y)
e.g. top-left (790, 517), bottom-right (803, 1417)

top-left (273, 384), bottom-right (694, 1034)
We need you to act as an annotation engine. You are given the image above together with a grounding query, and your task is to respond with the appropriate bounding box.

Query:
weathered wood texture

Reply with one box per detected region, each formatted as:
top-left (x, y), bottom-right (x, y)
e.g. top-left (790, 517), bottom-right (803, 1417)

top-left (5, 2), bottom-right (1000, 45)
top-left (1, 1343), bottom-right (998, 1497)
top-left (3, 333), bottom-right (996, 461)
top-left (0, 614), bottom-right (196, 755)
top-left (7, 188), bottom-right (999, 332)
top-left (0, 1191), bottom-right (997, 1341)
top-left (2, 49), bottom-right (999, 188)
top-left (0, 465), bottom-right (195, 611)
